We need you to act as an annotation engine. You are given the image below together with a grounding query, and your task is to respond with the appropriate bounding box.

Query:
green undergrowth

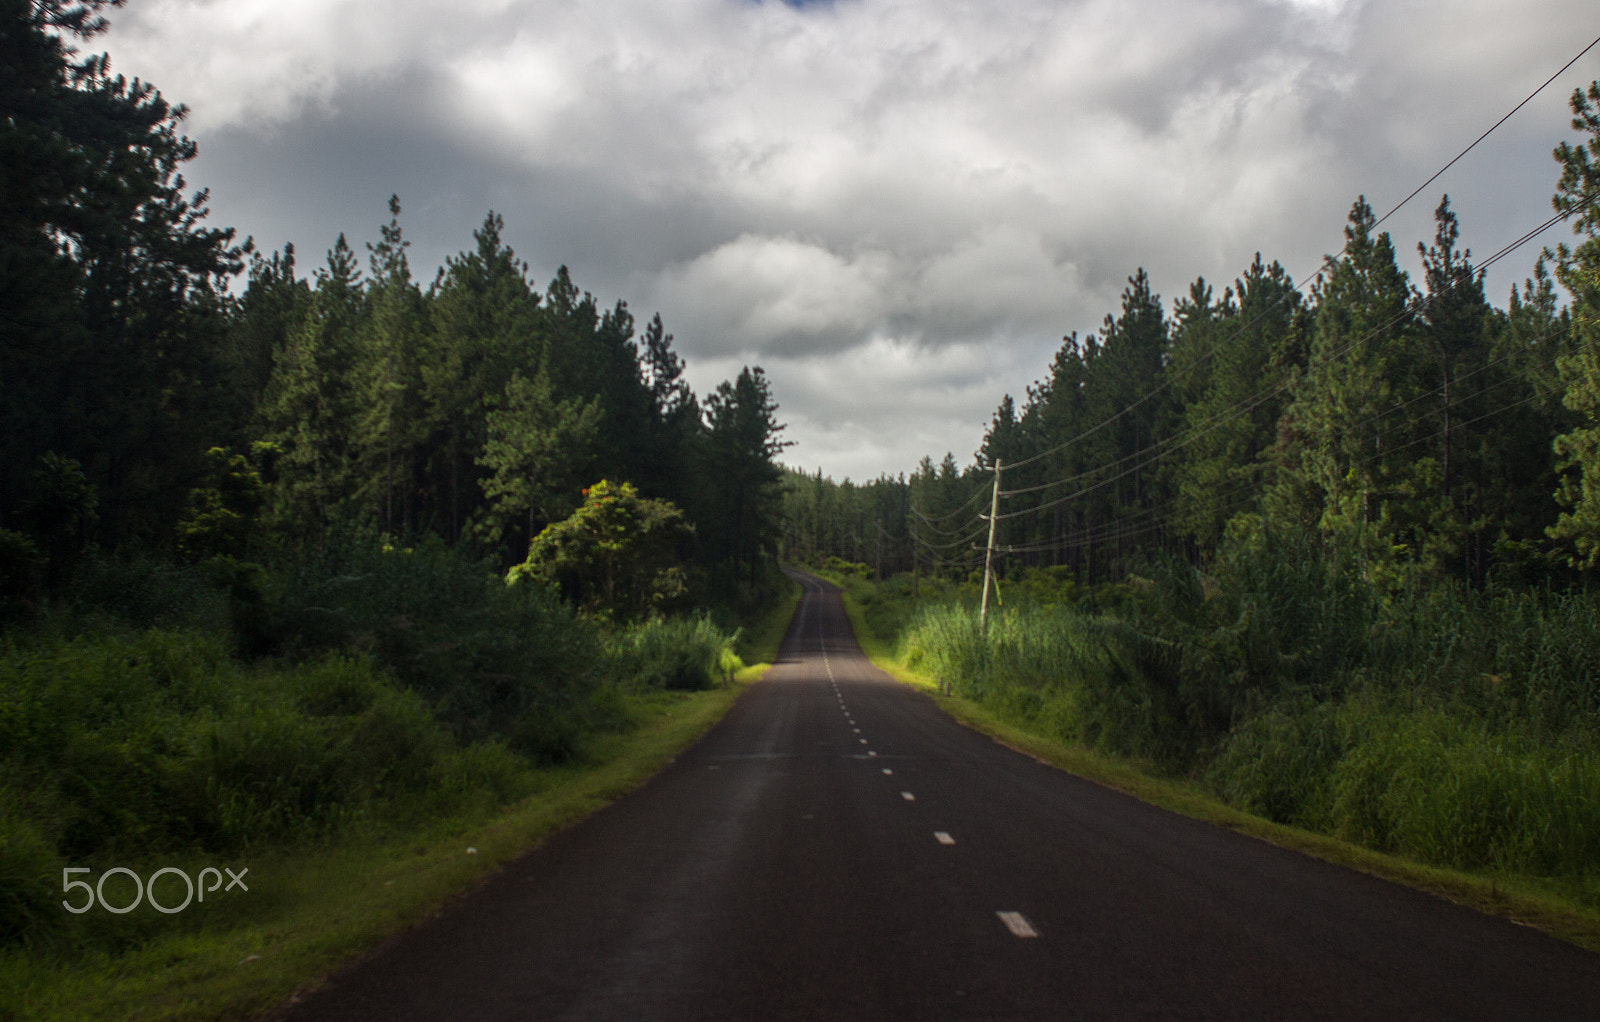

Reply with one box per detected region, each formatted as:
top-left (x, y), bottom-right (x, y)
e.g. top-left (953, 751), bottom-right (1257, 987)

top-left (733, 573), bottom-right (802, 671)
top-left (0, 682), bottom-right (743, 1022)
top-left (812, 555), bottom-right (1600, 953)
top-left (0, 540), bottom-right (794, 1020)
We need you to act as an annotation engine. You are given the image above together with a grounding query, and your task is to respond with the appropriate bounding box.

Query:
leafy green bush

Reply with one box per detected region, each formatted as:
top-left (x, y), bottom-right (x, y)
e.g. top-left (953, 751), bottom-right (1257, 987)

top-left (1204, 696), bottom-right (1342, 827)
top-left (0, 626), bottom-right (553, 949)
top-left (0, 528), bottom-right (44, 625)
top-left (0, 802), bottom-right (59, 949)
top-left (68, 551), bottom-right (232, 635)
top-left (605, 614), bottom-right (739, 691)
top-left (267, 530), bottom-right (601, 752)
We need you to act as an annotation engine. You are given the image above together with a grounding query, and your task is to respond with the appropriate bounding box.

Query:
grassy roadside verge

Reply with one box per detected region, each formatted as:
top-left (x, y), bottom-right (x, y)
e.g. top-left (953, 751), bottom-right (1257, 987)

top-left (733, 573), bottom-right (802, 679)
top-left (819, 572), bottom-right (1600, 955)
top-left (3, 583), bottom-right (799, 1022)
top-left (1, 686), bottom-right (743, 1022)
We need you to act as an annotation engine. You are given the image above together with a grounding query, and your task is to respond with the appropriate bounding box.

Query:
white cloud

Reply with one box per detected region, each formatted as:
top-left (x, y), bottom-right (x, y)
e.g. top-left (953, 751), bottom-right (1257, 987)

top-left (656, 233), bottom-right (895, 354)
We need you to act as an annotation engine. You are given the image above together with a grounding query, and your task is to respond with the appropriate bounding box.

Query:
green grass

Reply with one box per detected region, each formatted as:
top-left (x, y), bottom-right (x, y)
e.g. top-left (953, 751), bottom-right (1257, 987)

top-left (0, 684), bottom-right (748, 1022)
top-left (0, 554), bottom-right (801, 1022)
top-left (732, 572), bottom-right (801, 677)
top-left (928, 688), bottom-right (1600, 952)
top-left (825, 574), bottom-right (1600, 955)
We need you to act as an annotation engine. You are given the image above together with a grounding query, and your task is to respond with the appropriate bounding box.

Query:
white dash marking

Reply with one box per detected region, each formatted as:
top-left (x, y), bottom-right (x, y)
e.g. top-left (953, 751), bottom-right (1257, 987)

top-left (901, 791), bottom-right (916, 801)
top-left (935, 831), bottom-right (954, 845)
top-left (997, 911), bottom-right (1038, 938)
top-left (882, 768), bottom-right (893, 775)
top-left (868, 751), bottom-right (877, 757)
top-left (859, 738), bottom-right (868, 744)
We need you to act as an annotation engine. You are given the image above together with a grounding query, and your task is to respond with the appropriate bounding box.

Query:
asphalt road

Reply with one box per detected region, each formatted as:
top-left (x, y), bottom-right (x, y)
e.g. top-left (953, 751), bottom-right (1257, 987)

top-left (279, 571), bottom-right (1600, 1020)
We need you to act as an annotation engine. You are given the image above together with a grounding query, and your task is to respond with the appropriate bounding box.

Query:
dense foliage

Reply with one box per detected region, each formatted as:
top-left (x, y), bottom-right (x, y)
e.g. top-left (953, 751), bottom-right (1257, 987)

top-left (0, 536), bottom-right (742, 950)
top-left (885, 541), bottom-right (1600, 885)
top-left (1, 5), bottom-right (790, 602)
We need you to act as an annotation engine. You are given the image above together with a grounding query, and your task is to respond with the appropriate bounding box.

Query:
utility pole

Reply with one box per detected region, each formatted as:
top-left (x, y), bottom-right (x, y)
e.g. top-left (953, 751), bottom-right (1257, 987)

top-left (980, 458), bottom-right (1001, 627)
top-left (908, 513), bottom-right (924, 598)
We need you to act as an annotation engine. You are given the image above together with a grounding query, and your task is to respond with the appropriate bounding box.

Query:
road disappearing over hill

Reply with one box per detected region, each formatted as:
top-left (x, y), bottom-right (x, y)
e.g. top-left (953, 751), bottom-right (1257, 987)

top-left (280, 571), bottom-right (1600, 1020)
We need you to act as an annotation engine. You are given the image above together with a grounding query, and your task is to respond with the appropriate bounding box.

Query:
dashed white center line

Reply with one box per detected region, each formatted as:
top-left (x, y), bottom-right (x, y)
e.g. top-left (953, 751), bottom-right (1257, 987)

top-left (867, 751), bottom-right (877, 757)
top-left (934, 831), bottom-right (954, 845)
top-left (900, 791), bottom-right (915, 801)
top-left (882, 768), bottom-right (893, 775)
top-left (859, 738), bottom-right (868, 745)
top-left (997, 911), bottom-right (1039, 938)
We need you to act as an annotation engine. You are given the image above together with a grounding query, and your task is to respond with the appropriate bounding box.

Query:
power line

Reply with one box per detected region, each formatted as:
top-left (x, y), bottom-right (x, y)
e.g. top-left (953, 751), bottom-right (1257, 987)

top-left (994, 32), bottom-right (1599, 479)
top-left (1371, 32), bottom-right (1600, 234)
top-left (909, 477), bottom-right (990, 525)
top-left (992, 195), bottom-right (1588, 522)
top-left (996, 370), bottom-right (1563, 560)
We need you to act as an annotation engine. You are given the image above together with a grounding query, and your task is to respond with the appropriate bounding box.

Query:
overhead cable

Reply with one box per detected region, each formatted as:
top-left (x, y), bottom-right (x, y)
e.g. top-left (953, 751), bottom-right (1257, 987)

top-left (996, 33), bottom-right (1599, 479)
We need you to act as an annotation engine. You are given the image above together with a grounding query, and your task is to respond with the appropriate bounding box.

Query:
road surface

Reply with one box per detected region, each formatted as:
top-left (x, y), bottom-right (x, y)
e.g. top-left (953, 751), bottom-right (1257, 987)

top-left (279, 571), bottom-right (1600, 1020)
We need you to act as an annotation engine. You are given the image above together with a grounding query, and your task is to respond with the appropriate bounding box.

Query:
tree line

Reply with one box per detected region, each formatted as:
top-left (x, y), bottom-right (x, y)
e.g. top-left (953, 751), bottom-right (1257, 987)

top-left (785, 81), bottom-right (1600, 592)
top-left (1, 0), bottom-right (789, 607)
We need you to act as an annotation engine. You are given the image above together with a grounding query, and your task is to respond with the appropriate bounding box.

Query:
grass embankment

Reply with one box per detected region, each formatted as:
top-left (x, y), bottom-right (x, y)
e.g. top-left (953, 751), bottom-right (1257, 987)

top-left (807, 551), bottom-right (1600, 953)
top-left (0, 548), bottom-right (798, 1021)
top-left (0, 686), bottom-right (740, 1022)
top-left (732, 573), bottom-right (802, 679)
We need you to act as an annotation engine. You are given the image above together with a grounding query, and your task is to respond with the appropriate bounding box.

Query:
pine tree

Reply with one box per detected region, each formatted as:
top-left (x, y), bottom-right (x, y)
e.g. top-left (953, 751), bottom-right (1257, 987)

top-left (702, 367), bottom-right (790, 585)
top-left (423, 212), bottom-right (541, 540)
top-left (638, 313), bottom-right (701, 506)
top-left (353, 196), bottom-right (429, 534)
top-left (261, 235), bottom-right (366, 538)
top-left (1548, 82), bottom-right (1600, 566)
top-left (1174, 258), bottom-right (1305, 552)
top-left (0, 0), bottom-right (244, 542)
top-left (1415, 197), bottom-right (1488, 559)
top-left (477, 369), bottom-right (602, 555)
top-left (228, 244), bottom-right (310, 434)
top-left (1278, 198), bottom-right (1434, 579)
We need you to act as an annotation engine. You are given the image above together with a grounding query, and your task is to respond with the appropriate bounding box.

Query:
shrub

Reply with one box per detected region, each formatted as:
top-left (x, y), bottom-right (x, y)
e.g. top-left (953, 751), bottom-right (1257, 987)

top-left (267, 531), bottom-right (601, 749)
top-left (0, 528), bottom-right (44, 625)
top-left (0, 802), bottom-right (60, 948)
top-left (606, 614), bottom-right (739, 692)
top-left (69, 551), bottom-right (231, 634)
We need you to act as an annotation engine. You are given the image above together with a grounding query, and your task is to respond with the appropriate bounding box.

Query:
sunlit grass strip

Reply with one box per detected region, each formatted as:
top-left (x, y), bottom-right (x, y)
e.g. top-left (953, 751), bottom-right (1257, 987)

top-left (736, 573), bottom-right (803, 674)
top-left (0, 685), bottom-right (747, 1022)
top-left (829, 581), bottom-right (1600, 956)
top-left (931, 689), bottom-right (1600, 954)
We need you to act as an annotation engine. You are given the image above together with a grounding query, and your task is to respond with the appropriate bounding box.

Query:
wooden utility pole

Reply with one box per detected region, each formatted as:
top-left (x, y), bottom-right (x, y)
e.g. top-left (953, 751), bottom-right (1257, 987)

top-left (980, 459), bottom-right (1002, 627)
top-left (912, 539), bottom-right (919, 599)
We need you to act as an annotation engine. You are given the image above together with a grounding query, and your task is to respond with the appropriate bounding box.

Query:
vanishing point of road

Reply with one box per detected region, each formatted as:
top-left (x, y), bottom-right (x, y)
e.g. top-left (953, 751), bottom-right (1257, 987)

top-left (279, 571), bottom-right (1600, 1020)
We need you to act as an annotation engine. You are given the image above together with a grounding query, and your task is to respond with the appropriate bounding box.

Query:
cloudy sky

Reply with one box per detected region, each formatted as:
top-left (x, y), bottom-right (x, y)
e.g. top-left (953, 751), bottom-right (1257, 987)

top-left (98, 0), bottom-right (1598, 481)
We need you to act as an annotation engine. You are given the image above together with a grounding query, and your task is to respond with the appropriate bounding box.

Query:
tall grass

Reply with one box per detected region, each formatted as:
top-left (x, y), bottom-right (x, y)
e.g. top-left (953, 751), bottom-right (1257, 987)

top-left (894, 531), bottom-right (1600, 895)
top-left (605, 615), bottom-right (740, 692)
top-left (1210, 697), bottom-right (1600, 876)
